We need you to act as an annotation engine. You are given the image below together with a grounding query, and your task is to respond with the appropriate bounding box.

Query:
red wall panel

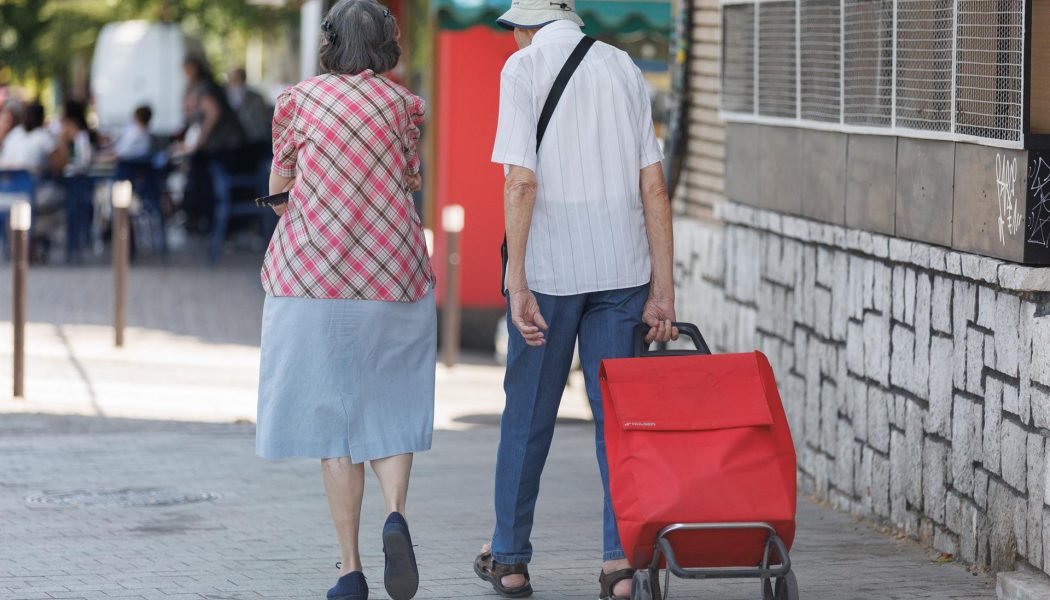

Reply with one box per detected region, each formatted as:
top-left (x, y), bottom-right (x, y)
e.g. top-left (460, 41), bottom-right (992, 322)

top-left (434, 27), bottom-right (519, 309)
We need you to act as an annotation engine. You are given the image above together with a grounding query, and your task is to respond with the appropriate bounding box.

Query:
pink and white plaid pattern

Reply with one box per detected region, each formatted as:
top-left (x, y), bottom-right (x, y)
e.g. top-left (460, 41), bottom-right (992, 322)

top-left (261, 72), bottom-right (434, 301)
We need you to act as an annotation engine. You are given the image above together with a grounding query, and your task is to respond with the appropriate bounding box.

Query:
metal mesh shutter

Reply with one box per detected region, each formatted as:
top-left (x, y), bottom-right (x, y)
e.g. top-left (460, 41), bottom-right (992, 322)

top-left (800, 0), bottom-right (842, 122)
top-left (758, 1), bottom-right (798, 118)
top-left (843, 0), bottom-right (894, 126)
top-left (895, 0), bottom-right (954, 131)
top-left (955, 0), bottom-right (1024, 141)
top-left (719, 0), bottom-right (1027, 146)
top-left (722, 4), bottom-right (756, 113)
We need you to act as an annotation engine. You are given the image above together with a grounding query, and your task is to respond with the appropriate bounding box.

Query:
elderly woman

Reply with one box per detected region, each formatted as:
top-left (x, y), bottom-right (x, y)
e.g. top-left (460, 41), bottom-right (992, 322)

top-left (255, 2), bottom-right (434, 600)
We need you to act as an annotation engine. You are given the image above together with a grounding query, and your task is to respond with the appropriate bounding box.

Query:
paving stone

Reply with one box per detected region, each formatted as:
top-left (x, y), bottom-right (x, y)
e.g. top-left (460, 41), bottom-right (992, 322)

top-left (946, 251), bottom-right (963, 275)
top-left (953, 280), bottom-right (977, 390)
top-left (1033, 317), bottom-right (1050, 387)
top-left (967, 328), bottom-right (986, 396)
top-left (872, 447), bottom-right (892, 518)
top-left (835, 419), bottom-right (856, 496)
top-left (893, 265), bottom-right (907, 322)
top-left (995, 293), bottom-right (1022, 378)
top-left (1003, 380), bottom-right (1025, 424)
top-left (847, 256), bottom-right (866, 320)
top-left (846, 321), bottom-right (864, 376)
top-left (821, 380), bottom-right (839, 453)
top-left (830, 253), bottom-right (850, 341)
top-left (868, 388), bottom-right (891, 453)
top-left (923, 439), bottom-right (949, 524)
top-left (977, 286), bottom-right (997, 330)
top-left (952, 394), bottom-right (983, 496)
top-left (864, 312), bottom-right (891, 386)
top-left (997, 567), bottom-right (1050, 600)
top-left (905, 401), bottom-right (925, 506)
top-left (873, 261), bottom-right (892, 314)
top-left (927, 336), bottom-right (954, 438)
top-left (1034, 385), bottom-right (1050, 432)
top-left (986, 378), bottom-right (1005, 476)
top-left (931, 276), bottom-right (953, 335)
top-left (890, 237), bottom-right (913, 263)
top-left (904, 269), bottom-right (918, 326)
top-left (1001, 419), bottom-right (1030, 493)
top-left (988, 479), bottom-right (1029, 571)
top-left (848, 377), bottom-right (868, 442)
top-left (890, 324), bottom-right (916, 391)
top-left (1028, 434), bottom-right (1047, 568)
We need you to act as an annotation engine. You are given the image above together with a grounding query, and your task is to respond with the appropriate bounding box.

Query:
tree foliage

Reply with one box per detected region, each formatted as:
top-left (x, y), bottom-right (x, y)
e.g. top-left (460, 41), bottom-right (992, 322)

top-left (0, 0), bottom-right (301, 93)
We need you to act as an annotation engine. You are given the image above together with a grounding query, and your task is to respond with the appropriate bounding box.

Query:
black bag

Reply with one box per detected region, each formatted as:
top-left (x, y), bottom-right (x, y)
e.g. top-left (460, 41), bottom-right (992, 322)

top-left (500, 36), bottom-right (597, 296)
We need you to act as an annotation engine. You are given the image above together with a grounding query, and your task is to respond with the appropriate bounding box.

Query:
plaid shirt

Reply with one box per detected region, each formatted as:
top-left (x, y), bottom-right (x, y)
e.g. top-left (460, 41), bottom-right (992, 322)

top-left (261, 72), bottom-right (434, 301)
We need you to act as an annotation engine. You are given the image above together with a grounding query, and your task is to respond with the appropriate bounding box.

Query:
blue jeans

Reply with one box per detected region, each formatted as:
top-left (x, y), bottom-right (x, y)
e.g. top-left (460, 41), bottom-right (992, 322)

top-left (491, 283), bottom-right (649, 564)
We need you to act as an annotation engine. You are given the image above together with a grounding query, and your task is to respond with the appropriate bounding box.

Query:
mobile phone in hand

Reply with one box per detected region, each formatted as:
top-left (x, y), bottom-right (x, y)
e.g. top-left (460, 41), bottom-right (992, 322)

top-left (255, 192), bottom-right (290, 208)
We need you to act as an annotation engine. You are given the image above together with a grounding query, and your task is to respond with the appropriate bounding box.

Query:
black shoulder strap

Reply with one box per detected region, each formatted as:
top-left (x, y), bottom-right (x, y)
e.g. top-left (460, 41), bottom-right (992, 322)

top-left (535, 36), bottom-right (596, 150)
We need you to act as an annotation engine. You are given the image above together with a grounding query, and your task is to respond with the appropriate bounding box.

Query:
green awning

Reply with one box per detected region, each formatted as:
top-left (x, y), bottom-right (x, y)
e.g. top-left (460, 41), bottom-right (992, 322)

top-left (434, 0), bottom-right (671, 37)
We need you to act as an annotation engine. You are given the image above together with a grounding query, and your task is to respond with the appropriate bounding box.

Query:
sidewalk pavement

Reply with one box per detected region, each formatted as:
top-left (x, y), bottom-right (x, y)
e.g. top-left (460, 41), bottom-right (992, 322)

top-left (0, 256), bottom-right (998, 599)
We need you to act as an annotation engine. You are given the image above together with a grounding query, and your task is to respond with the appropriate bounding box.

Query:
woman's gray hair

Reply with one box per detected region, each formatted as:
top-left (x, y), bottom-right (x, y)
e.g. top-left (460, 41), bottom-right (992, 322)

top-left (319, 0), bottom-right (401, 75)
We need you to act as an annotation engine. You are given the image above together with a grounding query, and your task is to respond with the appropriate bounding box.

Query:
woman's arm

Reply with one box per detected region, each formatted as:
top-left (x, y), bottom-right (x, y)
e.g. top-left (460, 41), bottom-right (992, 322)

top-left (268, 171), bottom-right (294, 216)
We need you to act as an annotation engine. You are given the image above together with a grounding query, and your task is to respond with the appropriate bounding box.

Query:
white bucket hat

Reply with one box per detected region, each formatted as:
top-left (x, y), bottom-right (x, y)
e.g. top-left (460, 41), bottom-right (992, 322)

top-left (496, 0), bottom-right (586, 30)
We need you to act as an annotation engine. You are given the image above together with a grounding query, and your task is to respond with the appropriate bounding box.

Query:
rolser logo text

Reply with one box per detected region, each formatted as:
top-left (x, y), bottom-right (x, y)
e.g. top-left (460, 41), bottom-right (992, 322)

top-left (626, 421), bottom-right (657, 427)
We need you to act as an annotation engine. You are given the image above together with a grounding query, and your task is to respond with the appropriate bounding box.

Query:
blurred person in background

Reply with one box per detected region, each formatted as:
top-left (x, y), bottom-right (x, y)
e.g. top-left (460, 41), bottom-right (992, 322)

top-left (0, 102), bottom-right (70, 260)
top-left (0, 101), bottom-right (22, 153)
top-left (59, 100), bottom-right (96, 175)
top-left (0, 102), bottom-right (68, 174)
top-left (254, 2), bottom-right (431, 600)
top-left (98, 105), bottom-right (154, 162)
top-left (179, 55), bottom-right (246, 232)
top-left (226, 67), bottom-right (274, 158)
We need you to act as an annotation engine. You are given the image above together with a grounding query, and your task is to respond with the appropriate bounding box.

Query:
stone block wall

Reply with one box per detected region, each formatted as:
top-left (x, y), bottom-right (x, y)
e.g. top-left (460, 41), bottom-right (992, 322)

top-left (674, 202), bottom-right (1050, 576)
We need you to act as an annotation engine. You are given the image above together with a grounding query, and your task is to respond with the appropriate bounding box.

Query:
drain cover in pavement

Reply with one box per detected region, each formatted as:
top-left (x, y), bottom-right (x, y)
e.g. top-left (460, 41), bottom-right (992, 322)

top-left (25, 488), bottom-right (220, 508)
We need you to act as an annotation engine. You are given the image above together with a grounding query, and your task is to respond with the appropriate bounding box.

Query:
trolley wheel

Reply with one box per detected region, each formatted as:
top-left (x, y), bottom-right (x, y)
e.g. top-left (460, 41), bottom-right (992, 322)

top-left (648, 567), bottom-right (662, 600)
top-left (631, 570), bottom-right (653, 600)
top-left (775, 570), bottom-right (799, 600)
top-left (761, 577), bottom-right (775, 600)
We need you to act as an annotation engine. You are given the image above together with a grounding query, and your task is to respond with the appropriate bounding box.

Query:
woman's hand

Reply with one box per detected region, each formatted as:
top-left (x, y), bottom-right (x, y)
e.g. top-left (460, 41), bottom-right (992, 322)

top-left (272, 204), bottom-right (287, 217)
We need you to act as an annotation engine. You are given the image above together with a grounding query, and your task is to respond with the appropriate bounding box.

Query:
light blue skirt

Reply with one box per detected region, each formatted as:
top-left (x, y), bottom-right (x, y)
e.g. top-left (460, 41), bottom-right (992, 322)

top-left (256, 290), bottom-right (436, 462)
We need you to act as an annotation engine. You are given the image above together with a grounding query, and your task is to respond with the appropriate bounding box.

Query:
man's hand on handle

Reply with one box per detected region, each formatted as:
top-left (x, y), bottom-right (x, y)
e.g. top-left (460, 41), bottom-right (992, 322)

top-left (508, 287), bottom-right (548, 347)
top-left (642, 295), bottom-right (679, 344)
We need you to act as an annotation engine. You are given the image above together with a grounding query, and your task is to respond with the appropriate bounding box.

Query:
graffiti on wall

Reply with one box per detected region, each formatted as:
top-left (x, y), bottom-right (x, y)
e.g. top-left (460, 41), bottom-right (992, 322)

top-left (1028, 154), bottom-right (1050, 248)
top-left (996, 153), bottom-right (1023, 246)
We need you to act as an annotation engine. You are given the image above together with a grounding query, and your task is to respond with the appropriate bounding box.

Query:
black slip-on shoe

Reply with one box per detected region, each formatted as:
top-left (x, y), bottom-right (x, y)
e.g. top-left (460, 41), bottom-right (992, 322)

top-left (382, 512), bottom-right (419, 600)
top-left (327, 570), bottom-right (368, 600)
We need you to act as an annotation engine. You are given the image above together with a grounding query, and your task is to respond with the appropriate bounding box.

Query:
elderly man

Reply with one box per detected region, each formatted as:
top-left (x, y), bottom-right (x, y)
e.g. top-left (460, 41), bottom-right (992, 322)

top-left (473, 2), bottom-right (678, 599)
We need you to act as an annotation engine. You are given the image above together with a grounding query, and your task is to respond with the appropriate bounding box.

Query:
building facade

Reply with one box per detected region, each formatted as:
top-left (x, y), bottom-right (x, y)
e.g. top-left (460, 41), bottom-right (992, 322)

top-left (675, 0), bottom-right (1050, 579)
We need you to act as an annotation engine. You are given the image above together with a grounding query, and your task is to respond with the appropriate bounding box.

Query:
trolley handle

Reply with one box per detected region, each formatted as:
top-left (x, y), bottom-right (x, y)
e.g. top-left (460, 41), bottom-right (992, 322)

top-left (633, 322), bottom-right (712, 357)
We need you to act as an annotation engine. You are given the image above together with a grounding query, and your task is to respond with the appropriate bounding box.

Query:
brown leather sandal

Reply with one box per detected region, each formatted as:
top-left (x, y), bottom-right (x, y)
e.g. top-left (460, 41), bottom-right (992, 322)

top-left (474, 551), bottom-right (533, 598)
top-left (599, 568), bottom-right (636, 600)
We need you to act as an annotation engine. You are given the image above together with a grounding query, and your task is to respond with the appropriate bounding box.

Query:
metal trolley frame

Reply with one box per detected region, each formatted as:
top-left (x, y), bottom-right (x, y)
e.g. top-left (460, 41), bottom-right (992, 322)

top-left (630, 522), bottom-right (798, 600)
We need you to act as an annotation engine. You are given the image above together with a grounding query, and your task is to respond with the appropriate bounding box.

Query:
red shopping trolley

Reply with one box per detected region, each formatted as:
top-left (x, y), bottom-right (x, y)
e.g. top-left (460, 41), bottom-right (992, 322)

top-left (599, 323), bottom-right (799, 600)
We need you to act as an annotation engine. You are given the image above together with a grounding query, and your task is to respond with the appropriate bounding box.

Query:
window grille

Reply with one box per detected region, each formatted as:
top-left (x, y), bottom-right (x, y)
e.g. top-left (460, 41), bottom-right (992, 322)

top-left (843, 0), bottom-right (894, 126)
top-left (722, 3), bottom-right (756, 113)
top-left (895, 0), bottom-right (954, 131)
top-left (720, 0), bottom-right (1027, 148)
top-left (758, 1), bottom-right (798, 118)
top-left (955, 0), bottom-right (1024, 141)
top-left (800, 0), bottom-right (842, 122)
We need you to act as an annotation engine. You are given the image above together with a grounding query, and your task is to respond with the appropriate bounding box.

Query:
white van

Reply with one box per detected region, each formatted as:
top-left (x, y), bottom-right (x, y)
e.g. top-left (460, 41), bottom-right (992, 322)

top-left (91, 21), bottom-right (202, 136)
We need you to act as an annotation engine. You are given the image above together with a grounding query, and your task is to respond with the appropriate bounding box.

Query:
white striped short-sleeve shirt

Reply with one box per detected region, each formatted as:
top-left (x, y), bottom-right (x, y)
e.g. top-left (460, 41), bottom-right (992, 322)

top-left (492, 20), bottom-right (664, 297)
